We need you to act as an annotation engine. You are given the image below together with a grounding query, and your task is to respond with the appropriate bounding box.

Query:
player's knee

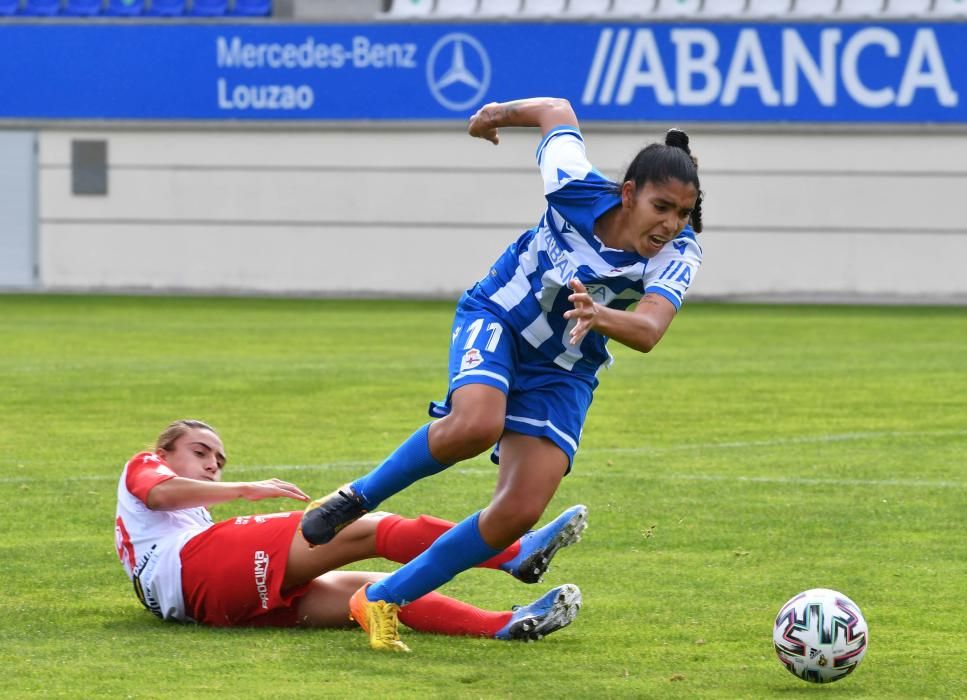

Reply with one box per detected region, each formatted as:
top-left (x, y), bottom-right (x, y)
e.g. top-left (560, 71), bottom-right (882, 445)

top-left (488, 497), bottom-right (543, 535)
top-left (465, 419), bottom-right (504, 453)
top-left (438, 412), bottom-right (503, 456)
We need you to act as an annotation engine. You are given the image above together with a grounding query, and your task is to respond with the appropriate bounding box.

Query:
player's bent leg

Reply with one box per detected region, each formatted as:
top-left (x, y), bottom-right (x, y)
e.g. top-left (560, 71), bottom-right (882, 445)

top-left (396, 591), bottom-right (512, 638)
top-left (478, 433), bottom-right (569, 550)
top-left (372, 512), bottom-right (573, 581)
top-left (285, 513), bottom-right (390, 589)
top-left (494, 584), bottom-right (582, 641)
top-left (427, 384), bottom-right (507, 464)
top-left (292, 571), bottom-right (381, 628)
top-left (350, 423), bottom-right (449, 511)
top-left (394, 587), bottom-right (580, 642)
top-left (300, 386), bottom-right (506, 547)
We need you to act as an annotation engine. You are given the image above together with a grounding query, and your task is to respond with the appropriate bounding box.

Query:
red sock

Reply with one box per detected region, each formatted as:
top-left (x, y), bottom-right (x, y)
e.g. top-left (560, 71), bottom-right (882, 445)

top-left (398, 591), bottom-right (512, 638)
top-left (375, 514), bottom-right (521, 569)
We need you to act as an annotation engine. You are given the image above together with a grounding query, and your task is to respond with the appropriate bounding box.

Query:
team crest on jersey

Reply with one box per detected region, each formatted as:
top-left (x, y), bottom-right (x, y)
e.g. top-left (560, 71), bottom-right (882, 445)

top-left (460, 348), bottom-right (484, 371)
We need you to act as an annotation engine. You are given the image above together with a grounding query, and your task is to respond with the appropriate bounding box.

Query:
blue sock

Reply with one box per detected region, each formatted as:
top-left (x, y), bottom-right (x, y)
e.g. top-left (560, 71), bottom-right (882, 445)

top-left (351, 424), bottom-right (448, 509)
top-left (366, 511), bottom-right (500, 606)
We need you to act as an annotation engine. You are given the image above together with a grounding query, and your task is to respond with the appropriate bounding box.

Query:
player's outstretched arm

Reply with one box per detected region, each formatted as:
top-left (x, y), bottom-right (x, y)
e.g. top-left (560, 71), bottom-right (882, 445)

top-left (146, 476), bottom-right (310, 511)
top-left (564, 280), bottom-right (677, 353)
top-left (468, 97), bottom-right (579, 145)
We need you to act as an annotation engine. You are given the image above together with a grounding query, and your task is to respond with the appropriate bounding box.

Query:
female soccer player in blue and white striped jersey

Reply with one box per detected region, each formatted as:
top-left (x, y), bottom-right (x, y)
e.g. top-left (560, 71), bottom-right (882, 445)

top-left (301, 96), bottom-right (704, 651)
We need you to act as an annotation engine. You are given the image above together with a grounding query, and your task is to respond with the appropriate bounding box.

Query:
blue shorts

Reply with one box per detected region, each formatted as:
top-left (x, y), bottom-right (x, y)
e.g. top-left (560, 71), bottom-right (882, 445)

top-left (428, 298), bottom-right (596, 469)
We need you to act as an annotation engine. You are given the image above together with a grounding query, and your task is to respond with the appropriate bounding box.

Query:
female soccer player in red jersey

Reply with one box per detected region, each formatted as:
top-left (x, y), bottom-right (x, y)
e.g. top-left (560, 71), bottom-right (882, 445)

top-left (114, 419), bottom-right (584, 650)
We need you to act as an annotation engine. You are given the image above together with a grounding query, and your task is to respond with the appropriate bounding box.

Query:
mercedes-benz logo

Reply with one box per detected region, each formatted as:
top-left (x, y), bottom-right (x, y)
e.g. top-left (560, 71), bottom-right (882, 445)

top-left (426, 33), bottom-right (491, 112)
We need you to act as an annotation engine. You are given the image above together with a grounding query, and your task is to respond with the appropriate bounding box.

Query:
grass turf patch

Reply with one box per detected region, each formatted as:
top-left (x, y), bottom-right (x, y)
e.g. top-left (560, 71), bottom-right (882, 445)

top-left (1, 295), bottom-right (964, 698)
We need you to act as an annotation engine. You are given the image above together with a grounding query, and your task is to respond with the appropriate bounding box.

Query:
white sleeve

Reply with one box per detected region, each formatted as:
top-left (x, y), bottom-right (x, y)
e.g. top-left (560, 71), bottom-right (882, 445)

top-left (536, 127), bottom-right (593, 196)
top-left (642, 234), bottom-right (703, 310)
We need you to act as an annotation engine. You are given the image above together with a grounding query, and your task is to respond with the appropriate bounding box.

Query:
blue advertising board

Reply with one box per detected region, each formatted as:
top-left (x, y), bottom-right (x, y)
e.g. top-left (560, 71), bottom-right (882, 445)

top-left (0, 21), bottom-right (963, 122)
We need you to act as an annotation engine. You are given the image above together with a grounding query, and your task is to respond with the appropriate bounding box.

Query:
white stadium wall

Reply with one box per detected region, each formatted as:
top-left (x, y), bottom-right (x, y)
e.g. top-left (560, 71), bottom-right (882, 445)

top-left (36, 125), bottom-right (967, 301)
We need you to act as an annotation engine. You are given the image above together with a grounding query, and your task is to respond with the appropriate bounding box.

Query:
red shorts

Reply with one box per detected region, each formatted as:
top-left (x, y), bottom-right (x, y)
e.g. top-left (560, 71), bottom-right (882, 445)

top-left (180, 511), bottom-right (310, 627)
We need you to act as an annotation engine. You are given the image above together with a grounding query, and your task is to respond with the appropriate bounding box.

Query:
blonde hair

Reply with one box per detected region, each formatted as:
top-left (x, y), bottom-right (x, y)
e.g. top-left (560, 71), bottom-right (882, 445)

top-left (154, 419), bottom-right (220, 452)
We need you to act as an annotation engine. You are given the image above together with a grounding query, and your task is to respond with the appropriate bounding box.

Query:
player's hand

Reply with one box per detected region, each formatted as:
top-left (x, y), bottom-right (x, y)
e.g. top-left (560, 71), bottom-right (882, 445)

top-left (564, 278), bottom-right (597, 345)
top-left (468, 102), bottom-right (500, 145)
top-left (242, 479), bottom-right (311, 502)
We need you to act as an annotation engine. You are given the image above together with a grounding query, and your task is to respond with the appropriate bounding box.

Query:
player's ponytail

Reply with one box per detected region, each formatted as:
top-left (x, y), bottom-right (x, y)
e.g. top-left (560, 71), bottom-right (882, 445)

top-left (664, 128), bottom-right (703, 234)
top-left (621, 129), bottom-right (704, 234)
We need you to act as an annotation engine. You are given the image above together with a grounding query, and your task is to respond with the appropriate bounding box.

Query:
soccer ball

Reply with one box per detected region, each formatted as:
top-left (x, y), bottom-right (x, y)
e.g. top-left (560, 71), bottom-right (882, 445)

top-left (773, 588), bottom-right (869, 683)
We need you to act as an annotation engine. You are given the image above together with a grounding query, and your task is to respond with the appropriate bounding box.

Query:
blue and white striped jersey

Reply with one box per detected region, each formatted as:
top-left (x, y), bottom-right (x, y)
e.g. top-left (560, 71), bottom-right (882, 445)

top-left (467, 126), bottom-right (703, 377)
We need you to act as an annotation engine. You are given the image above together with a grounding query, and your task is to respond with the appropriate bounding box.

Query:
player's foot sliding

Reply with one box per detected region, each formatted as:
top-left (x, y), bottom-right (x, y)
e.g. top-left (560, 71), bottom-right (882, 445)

top-left (494, 584), bottom-right (583, 641)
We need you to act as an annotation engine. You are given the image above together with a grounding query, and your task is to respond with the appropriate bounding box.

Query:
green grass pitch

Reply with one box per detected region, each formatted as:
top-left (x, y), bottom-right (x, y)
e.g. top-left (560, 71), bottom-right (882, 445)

top-left (1, 294), bottom-right (964, 698)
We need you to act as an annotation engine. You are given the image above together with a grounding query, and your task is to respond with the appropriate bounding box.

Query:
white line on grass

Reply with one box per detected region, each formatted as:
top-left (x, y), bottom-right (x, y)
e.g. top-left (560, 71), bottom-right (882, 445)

top-left (580, 428), bottom-right (967, 454)
top-left (3, 429), bottom-right (965, 488)
top-left (586, 473), bottom-right (967, 489)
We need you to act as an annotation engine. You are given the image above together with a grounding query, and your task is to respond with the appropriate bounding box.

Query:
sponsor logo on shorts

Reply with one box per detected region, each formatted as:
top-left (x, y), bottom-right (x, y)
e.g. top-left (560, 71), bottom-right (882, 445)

top-left (254, 550), bottom-right (270, 609)
top-left (461, 348), bottom-right (483, 371)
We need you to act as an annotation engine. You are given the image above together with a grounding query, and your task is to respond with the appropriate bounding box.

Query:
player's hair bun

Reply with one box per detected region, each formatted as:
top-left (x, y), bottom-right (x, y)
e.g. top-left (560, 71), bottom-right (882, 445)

top-left (665, 128), bottom-right (691, 154)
